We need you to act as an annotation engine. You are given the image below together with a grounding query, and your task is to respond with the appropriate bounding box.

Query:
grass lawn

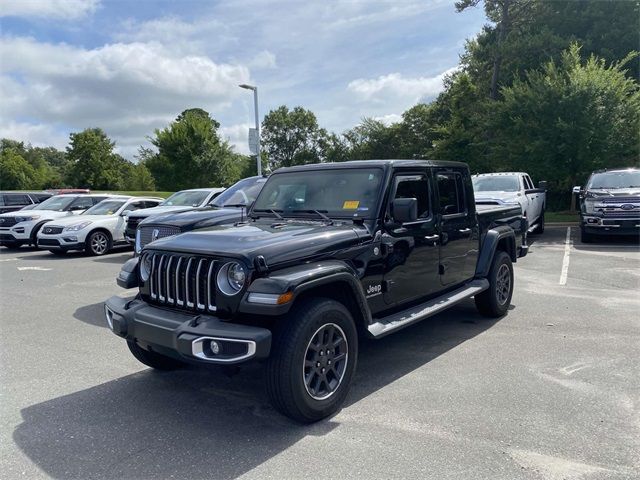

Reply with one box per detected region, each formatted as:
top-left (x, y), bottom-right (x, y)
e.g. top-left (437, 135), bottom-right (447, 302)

top-left (546, 211), bottom-right (579, 223)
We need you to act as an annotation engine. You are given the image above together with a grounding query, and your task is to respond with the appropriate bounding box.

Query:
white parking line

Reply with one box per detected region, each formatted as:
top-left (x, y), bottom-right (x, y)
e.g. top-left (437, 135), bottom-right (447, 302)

top-left (559, 227), bottom-right (571, 285)
top-left (0, 258), bottom-right (19, 262)
top-left (17, 266), bottom-right (52, 271)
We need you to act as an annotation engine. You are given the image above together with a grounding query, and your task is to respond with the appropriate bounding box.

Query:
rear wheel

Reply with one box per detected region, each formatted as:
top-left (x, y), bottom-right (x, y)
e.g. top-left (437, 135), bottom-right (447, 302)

top-left (127, 341), bottom-right (185, 370)
top-left (266, 297), bottom-right (358, 423)
top-left (86, 230), bottom-right (111, 256)
top-left (475, 251), bottom-right (513, 317)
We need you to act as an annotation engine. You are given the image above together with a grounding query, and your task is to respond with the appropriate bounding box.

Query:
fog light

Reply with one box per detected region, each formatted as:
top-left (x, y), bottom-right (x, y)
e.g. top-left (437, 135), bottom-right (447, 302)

top-left (209, 340), bottom-right (220, 355)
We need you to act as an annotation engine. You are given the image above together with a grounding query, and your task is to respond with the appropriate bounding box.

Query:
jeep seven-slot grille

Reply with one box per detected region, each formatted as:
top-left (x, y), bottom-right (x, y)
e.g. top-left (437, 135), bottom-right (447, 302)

top-left (139, 225), bottom-right (181, 249)
top-left (148, 253), bottom-right (217, 312)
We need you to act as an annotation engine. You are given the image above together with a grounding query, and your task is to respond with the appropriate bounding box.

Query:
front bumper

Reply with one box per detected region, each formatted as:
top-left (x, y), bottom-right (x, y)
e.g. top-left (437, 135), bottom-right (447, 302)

top-left (104, 296), bottom-right (272, 365)
top-left (0, 233), bottom-right (23, 246)
top-left (581, 216), bottom-right (640, 236)
top-left (0, 221), bottom-right (35, 243)
top-left (37, 236), bottom-right (85, 251)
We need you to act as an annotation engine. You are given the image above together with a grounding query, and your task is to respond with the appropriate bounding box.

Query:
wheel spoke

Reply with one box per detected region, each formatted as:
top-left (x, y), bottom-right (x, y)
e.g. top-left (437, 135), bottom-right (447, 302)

top-left (302, 322), bottom-right (349, 401)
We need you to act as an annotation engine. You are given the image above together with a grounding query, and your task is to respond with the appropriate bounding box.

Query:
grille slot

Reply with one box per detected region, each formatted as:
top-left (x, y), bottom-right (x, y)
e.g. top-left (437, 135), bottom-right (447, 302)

top-left (0, 217), bottom-right (18, 227)
top-left (42, 226), bottom-right (64, 235)
top-left (139, 225), bottom-right (181, 249)
top-left (148, 253), bottom-right (217, 313)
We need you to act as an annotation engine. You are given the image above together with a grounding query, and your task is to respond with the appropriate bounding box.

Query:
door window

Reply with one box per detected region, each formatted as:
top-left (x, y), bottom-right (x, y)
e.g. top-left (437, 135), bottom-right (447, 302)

top-left (5, 194), bottom-right (30, 206)
top-left (523, 176), bottom-right (534, 190)
top-left (392, 175), bottom-right (430, 219)
top-left (69, 197), bottom-right (94, 211)
top-left (437, 173), bottom-right (466, 216)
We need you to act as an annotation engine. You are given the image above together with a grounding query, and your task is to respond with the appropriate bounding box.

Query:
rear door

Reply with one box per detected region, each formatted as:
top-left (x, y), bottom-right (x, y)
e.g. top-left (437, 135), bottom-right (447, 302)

top-left (523, 175), bottom-right (541, 223)
top-left (436, 168), bottom-right (479, 287)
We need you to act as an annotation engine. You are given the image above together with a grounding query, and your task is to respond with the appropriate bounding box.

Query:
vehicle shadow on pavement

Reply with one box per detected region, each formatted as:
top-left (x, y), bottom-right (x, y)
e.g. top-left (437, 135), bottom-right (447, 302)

top-left (16, 300), bottom-right (501, 479)
top-left (572, 236), bottom-right (640, 253)
top-left (74, 302), bottom-right (111, 328)
top-left (90, 251), bottom-right (134, 264)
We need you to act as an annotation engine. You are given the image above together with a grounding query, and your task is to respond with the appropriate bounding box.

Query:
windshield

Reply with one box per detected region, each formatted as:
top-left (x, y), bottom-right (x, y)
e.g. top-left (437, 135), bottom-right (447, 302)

top-left (211, 177), bottom-right (267, 207)
top-left (252, 168), bottom-right (384, 218)
top-left (587, 171), bottom-right (640, 189)
top-left (83, 200), bottom-right (126, 215)
top-left (160, 190), bottom-right (210, 207)
top-left (32, 196), bottom-right (75, 211)
top-left (472, 176), bottom-right (520, 192)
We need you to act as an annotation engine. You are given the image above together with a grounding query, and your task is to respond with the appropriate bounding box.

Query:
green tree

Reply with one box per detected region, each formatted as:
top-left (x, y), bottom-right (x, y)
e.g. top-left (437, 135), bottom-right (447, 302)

top-left (146, 108), bottom-right (240, 189)
top-left (65, 128), bottom-right (128, 189)
top-left (123, 162), bottom-right (156, 191)
top-left (261, 106), bottom-right (326, 169)
top-left (0, 146), bottom-right (39, 189)
top-left (491, 45), bottom-right (640, 207)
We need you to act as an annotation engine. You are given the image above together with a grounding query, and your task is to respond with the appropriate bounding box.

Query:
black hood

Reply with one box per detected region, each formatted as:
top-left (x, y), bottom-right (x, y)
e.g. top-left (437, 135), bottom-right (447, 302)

top-left (146, 220), bottom-right (370, 266)
top-left (139, 206), bottom-right (242, 229)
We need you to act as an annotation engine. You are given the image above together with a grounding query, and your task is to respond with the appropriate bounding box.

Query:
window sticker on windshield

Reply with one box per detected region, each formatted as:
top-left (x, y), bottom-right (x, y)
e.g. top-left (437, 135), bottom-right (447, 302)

top-left (343, 200), bottom-right (360, 209)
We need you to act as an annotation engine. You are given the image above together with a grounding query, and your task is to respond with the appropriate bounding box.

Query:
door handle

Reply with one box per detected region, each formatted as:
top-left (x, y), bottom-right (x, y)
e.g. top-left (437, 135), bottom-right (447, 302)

top-left (424, 234), bottom-right (439, 243)
top-left (458, 228), bottom-right (471, 234)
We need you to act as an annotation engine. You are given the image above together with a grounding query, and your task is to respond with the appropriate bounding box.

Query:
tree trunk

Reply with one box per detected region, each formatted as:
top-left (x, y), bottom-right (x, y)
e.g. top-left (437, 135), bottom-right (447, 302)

top-left (490, 0), bottom-right (511, 100)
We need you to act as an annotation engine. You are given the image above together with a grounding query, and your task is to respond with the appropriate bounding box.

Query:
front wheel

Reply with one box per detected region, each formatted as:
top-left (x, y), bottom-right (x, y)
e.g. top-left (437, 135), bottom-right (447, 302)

top-left (580, 227), bottom-right (594, 244)
top-left (475, 251), bottom-right (514, 317)
top-left (86, 230), bottom-right (111, 256)
top-left (266, 298), bottom-right (358, 423)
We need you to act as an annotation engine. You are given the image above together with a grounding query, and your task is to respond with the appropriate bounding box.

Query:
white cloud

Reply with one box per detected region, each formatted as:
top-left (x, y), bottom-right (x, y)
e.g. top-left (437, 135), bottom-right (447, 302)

top-left (0, 0), bottom-right (100, 20)
top-left (220, 123), bottom-right (252, 155)
top-left (347, 67), bottom-right (458, 103)
top-left (248, 50), bottom-right (277, 70)
top-left (373, 113), bottom-right (403, 126)
top-left (0, 120), bottom-right (67, 149)
top-left (0, 36), bottom-right (251, 159)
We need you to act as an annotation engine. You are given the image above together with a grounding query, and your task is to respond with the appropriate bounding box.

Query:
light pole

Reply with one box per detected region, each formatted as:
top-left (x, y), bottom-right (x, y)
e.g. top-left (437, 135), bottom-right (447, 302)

top-left (239, 83), bottom-right (262, 176)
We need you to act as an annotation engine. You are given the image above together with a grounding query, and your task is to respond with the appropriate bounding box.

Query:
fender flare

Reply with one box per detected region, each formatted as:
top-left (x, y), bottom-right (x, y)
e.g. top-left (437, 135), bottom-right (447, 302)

top-left (239, 260), bottom-right (372, 323)
top-left (475, 226), bottom-right (516, 278)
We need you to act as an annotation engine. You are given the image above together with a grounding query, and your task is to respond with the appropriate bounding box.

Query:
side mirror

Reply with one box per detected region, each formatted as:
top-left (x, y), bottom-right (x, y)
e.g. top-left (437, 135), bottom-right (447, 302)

top-left (538, 181), bottom-right (548, 190)
top-left (572, 186), bottom-right (582, 194)
top-left (392, 198), bottom-right (418, 224)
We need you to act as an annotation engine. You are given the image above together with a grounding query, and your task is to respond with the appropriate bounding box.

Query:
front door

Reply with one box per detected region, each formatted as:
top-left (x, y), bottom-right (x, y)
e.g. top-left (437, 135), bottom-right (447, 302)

top-left (435, 168), bottom-right (479, 286)
top-left (381, 171), bottom-right (441, 306)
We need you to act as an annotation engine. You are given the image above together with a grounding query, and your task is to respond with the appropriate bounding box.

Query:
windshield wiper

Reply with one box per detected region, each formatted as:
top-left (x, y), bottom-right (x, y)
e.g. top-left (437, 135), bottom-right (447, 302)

top-left (222, 203), bottom-right (247, 208)
top-left (252, 208), bottom-right (284, 220)
top-left (291, 209), bottom-right (333, 223)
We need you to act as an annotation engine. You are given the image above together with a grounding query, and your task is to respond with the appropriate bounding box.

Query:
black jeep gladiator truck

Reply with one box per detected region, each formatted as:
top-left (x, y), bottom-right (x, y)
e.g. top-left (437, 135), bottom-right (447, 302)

top-left (105, 160), bottom-right (527, 422)
top-left (573, 168), bottom-right (640, 243)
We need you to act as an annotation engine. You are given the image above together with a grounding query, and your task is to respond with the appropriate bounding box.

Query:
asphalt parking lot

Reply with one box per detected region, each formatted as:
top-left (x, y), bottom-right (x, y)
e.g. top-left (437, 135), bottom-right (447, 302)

top-left (1, 226), bottom-right (638, 480)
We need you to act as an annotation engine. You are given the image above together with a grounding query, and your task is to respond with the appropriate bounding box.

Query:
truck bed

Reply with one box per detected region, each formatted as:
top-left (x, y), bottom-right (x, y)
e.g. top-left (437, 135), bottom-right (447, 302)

top-left (476, 203), bottom-right (525, 238)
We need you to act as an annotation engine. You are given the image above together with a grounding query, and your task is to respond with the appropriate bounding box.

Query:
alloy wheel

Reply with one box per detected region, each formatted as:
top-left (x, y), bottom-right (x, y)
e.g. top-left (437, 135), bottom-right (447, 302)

top-left (91, 232), bottom-right (108, 255)
top-left (496, 263), bottom-right (511, 305)
top-left (303, 323), bottom-right (349, 401)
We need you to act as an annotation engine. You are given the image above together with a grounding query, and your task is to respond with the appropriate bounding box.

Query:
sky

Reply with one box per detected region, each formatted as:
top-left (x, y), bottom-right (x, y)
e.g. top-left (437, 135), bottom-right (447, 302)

top-left (0, 0), bottom-right (487, 160)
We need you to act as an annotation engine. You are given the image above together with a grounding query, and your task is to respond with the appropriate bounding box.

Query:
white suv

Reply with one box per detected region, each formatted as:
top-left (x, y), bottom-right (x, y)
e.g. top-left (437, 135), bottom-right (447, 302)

top-left (0, 194), bottom-right (114, 249)
top-left (37, 196), bottom-right (162, 256)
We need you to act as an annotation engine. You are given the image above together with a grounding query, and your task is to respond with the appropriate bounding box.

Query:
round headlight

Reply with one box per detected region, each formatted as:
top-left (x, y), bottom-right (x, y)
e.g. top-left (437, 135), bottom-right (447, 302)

top-left (140, 252), bottom-right (153, 282)
top-left (217, 262), bottom-right (246, 296)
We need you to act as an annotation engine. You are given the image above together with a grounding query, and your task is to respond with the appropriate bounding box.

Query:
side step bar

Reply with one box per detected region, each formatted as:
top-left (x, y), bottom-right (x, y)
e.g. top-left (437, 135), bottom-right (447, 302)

top-left (367, 279), bottom-right (489, 338)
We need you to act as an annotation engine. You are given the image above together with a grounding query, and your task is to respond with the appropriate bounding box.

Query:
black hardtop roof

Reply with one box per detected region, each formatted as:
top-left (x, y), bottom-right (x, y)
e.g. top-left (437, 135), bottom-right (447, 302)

top-left (273, 159), bottom-right (468, 174)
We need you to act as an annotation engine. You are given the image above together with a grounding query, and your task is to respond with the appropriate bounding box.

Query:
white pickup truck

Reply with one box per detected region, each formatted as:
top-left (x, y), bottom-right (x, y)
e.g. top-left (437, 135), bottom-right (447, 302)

top-left (472, 172), bottom-right (547, 234)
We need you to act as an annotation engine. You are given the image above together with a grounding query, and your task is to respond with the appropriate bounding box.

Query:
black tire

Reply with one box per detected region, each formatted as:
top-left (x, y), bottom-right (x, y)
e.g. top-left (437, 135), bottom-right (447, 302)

top-left (533, 209), bottom-right (545, 234)
top-left (266, 297), bottom-right (358, 423)
top-left (475, 251), bottom-right (514, 318)
top-left (580, 227), bottom-right (594, 244)
top-left (127, 340), bottom-right (185, 370)
top-left (48, 249), bottom-right (67, 256)
top-left (86, 230), bottom-right (112, 256)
